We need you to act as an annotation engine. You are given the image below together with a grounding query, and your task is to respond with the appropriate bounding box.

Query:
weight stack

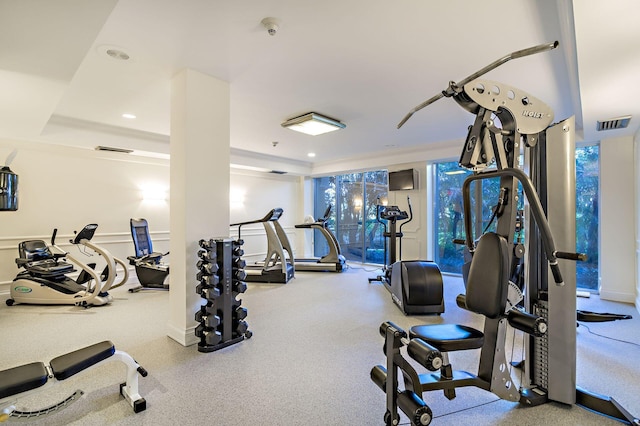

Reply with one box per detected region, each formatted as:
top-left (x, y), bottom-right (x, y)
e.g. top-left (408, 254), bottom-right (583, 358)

top-left (195, 238), bottom-right (251, 353)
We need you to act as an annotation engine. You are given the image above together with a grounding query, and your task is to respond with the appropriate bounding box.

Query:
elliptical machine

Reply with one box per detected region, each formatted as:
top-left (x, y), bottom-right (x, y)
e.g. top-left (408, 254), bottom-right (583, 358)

top-left (7, 224), bottom-right (128, 307)
top-left (369, 197), bottom-right (444, 315)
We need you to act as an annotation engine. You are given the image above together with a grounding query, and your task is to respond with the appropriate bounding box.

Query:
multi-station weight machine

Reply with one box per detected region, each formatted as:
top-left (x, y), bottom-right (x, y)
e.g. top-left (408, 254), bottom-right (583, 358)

top-left (370, 41), bottom-right (639, 425)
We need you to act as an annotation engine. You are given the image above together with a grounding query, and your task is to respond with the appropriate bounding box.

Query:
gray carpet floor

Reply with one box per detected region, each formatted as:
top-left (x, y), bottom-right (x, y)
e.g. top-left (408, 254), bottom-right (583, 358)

top-left (1, 265), bottom-right (639, 425)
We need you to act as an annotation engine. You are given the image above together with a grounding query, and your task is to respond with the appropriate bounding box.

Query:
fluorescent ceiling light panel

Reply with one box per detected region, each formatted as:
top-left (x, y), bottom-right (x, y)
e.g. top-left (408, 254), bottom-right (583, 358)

top-left (281, 112), bottom-right (345, 136)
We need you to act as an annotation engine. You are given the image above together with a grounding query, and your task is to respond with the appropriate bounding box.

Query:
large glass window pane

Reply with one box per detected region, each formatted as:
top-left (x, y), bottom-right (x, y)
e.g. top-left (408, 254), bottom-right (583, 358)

top-left (313, 171), bottom-right (388, 263)
top-left (433, 162), bottom-right (472, 273)
top-left (364, 171), bottom-right (388, 263)
top-left (313, 176), bottom-right (335, 258)
top-left (575, 145), bottom-right (599, 291)
top-left (337, 173), bottom-right (364, 262)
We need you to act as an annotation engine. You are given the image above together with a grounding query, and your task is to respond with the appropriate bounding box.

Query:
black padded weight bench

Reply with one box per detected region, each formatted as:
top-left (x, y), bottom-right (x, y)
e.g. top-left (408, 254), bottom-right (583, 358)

top-left (0, 341), bottom-right (147, 421)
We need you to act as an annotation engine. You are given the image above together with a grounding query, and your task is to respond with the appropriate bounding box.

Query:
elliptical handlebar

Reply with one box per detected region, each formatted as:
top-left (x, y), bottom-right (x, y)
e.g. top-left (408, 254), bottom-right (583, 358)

top-left (399, 196), bottom-right (413, 234)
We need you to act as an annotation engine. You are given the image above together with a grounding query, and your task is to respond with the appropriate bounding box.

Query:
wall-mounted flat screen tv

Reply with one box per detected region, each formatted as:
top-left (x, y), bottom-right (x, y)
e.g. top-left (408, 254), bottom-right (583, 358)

top-left (388, 168), bottom-right (418, 191)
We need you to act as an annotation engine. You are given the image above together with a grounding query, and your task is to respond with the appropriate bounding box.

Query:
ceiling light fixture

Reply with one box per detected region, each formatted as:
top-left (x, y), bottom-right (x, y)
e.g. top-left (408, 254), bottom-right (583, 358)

top-left (307, 152), bottom-right (316, 158)
top-left (281, 112), bottom-right (345, 136)
top-left (122, 113), bottom-right (136, 119)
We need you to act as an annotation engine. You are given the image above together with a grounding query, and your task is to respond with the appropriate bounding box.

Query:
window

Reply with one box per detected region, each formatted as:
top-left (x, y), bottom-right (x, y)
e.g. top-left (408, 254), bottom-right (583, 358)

top-left (433, 162), bottom-right (471, 274)
top-left (314, 171), bottom-right (388, 264)
top-left (575, 145), bottom-right (599, 291)
top-left (432, 145), bottom-right (600, 291)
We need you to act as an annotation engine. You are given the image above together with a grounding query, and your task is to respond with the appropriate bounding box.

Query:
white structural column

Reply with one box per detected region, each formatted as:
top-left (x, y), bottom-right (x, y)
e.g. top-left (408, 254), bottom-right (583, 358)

top-left (167, 69), bottom-right (230, 346)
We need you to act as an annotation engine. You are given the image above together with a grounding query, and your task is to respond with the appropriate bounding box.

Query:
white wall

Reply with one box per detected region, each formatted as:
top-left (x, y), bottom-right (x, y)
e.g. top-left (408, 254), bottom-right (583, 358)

top-left (0, 140), bottom-right (303, 295)
top-left (387, 162), bottom-right (428, 262)
top-left (229, 170), bottom-right (302, 263)
top-left (599, 136), bottom-right (636, 303)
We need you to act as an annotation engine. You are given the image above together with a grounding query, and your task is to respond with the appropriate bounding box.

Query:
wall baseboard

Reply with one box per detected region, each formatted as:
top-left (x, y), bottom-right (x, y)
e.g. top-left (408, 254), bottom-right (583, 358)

top-left (599, 289), bottom-right (636, 304)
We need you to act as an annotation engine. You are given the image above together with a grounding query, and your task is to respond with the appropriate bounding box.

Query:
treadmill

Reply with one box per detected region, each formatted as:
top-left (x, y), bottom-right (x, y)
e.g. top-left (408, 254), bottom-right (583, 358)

top-left (231, 208), bottom-right (295, 284)
top-left (294, 205), bottom-right (346, 272)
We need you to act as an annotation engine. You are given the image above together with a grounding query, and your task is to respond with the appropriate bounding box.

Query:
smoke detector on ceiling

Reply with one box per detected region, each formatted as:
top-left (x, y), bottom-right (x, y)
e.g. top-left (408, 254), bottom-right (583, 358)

top-left (261, 17), bottom-right (280, 36)
top-left (596, 115), bottom-right (631, 131)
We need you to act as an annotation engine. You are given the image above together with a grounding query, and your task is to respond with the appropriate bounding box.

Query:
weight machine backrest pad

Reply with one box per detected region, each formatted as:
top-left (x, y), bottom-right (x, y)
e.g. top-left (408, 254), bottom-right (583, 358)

top-left (18, 240), bottom-right (53, 261)
top-left (465, 232), bottom-right (509, 318)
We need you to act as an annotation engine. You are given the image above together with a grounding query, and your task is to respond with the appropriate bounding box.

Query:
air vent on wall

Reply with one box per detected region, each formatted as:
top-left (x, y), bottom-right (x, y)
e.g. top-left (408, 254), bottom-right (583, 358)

top-left (596, 115), bottom-right (631, 131)
top-left (95, 146), bottom-right (134, 154)
top-left (270, 170), bottom-right (287, 174)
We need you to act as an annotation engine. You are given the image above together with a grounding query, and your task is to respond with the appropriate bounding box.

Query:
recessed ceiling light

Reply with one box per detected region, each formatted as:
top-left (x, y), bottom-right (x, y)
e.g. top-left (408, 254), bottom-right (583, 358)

top-left (122, 113), bottom-right (136, 119)
top-left (307, 152), bottom-right (316, 158)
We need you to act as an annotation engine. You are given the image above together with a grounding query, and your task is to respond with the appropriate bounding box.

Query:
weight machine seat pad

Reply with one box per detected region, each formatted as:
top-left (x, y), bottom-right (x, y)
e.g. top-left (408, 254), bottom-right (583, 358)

top-left (465, 232), bottom-right (509, 319)
top-left (49, 341), bottom-right (115, 381)
top-left (0, 362), bottom-right (48, 399)
top-left (409, 324), bottom-right (484, 352)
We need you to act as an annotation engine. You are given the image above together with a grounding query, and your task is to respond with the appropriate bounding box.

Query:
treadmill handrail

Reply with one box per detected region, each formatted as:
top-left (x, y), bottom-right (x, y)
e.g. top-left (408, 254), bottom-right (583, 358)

top-left (231, 208), bottom-right (283, 227)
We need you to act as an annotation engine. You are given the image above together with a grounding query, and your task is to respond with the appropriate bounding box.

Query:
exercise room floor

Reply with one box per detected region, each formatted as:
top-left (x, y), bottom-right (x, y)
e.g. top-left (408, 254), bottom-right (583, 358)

top-left (1, 265), bottom-right (639, 425)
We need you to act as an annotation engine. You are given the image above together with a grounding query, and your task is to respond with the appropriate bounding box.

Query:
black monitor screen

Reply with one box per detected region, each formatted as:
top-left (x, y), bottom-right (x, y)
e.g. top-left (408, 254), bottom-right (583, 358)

top-left (388, 169), bottom-right (417, 191)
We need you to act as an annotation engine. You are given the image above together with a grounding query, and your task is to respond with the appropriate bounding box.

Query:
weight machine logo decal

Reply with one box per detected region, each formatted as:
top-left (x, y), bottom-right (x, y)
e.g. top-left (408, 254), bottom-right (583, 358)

top-left (13, 286), bottom-right (32, 293)
top-left (522, 110), bottom-right (544, 119)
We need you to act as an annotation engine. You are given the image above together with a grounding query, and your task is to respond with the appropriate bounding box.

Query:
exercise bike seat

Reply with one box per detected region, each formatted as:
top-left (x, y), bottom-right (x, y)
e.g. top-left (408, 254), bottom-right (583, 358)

top-left (0, 362), bottom-right (48, 399)
top-left (49, 341), bottom-right (115, 380)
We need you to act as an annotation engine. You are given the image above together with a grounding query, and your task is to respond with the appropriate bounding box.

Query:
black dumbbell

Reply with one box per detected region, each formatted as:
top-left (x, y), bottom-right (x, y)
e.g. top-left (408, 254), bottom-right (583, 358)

top-left (234, 306), bottom-right (248, 320)
top-left (233, 281), bottom-right (247, 294)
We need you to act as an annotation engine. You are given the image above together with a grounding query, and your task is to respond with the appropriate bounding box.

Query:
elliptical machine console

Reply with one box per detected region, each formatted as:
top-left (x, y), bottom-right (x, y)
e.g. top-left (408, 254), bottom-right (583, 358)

top-left (380, 206), bottom-right (408, 221)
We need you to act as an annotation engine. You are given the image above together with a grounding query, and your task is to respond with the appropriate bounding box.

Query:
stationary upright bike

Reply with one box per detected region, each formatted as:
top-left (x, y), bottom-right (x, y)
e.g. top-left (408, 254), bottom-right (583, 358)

top-left (369, 197), bottom-right (444, 315)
